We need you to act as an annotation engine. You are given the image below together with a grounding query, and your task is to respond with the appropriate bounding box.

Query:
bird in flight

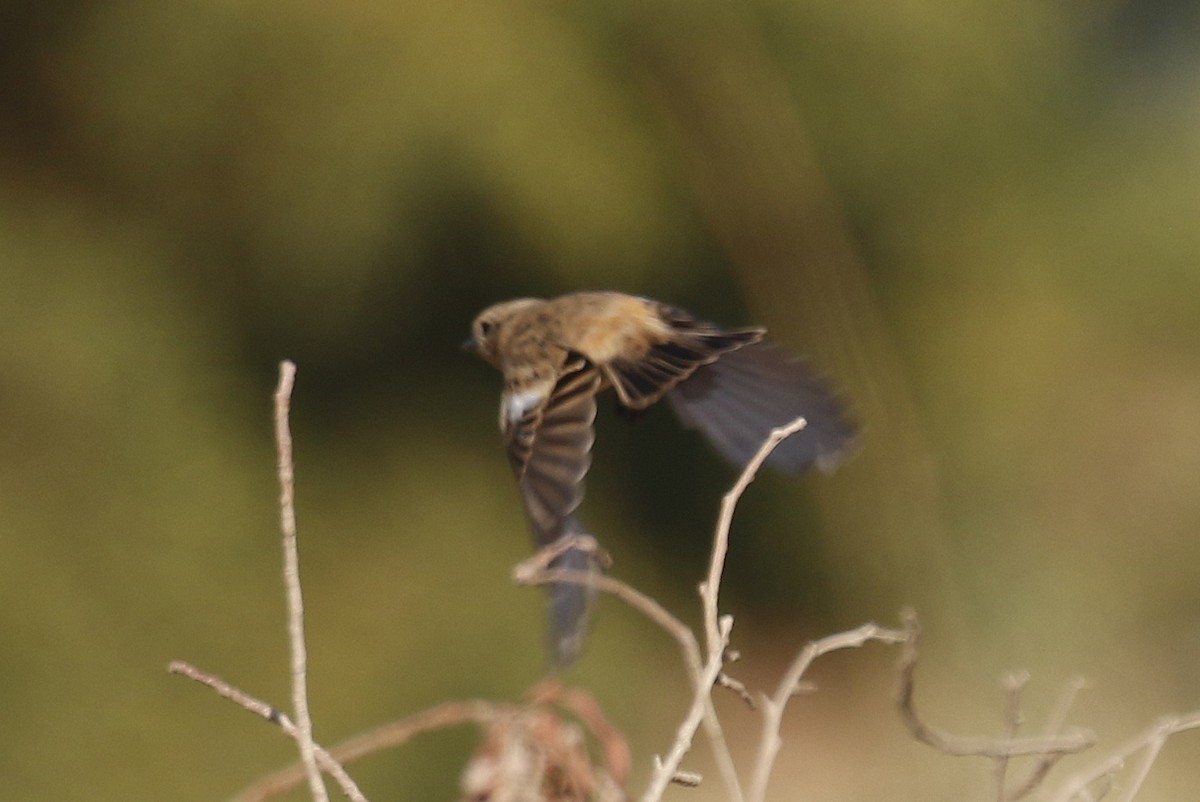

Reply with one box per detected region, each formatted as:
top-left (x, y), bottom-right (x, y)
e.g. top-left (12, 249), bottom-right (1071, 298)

top-left (466, 291), bottom-right (857, 666)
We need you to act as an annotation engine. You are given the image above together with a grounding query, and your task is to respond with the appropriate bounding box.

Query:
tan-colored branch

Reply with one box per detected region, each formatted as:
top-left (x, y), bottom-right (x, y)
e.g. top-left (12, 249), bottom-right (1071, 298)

top-left (168, 661), bottom-right (367, 802)
top-left (515, 553), bottom-right (742, 801)
top-left (527, 416), bottom-right (825, 802)
top-left (640, 616), bottom-right (734, 802)
top-left (1047, 710), bottom-right (1200, 802)
top-left (230, 700), bottom-right (512, 802)
top-left (1002, 676), bottom-right (1089, 801)
top-left (747, 620), bottom-right (911, 802)
top-left (273, 361), bottom-right (330, 802)
top-left (994, 671), bottom-right (1030, 801)
top-left (701, 417), bottom-right (808, 655)
top-left (514, 541), bottom-right (702, 672)
top-left (698, 415), bottom-right (811, 802)
top-left (897, 613), bottom-right (1094, 760)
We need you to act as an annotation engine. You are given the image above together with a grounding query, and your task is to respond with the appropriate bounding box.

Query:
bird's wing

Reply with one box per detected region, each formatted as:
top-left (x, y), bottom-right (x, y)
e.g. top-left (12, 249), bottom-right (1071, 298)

top-left (604, 306), bottom-right (765, 410)
top-left (501, 356), bottom-right (604, 668)
top-left (667, 341), bottom-right (858, 474)
top-left (503, 356), bottom-right (602, 546)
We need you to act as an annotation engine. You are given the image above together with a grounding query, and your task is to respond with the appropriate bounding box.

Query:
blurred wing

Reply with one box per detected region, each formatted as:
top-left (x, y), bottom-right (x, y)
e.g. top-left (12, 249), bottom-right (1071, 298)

top-left (504, 358), bottom-right (602, 546)
top-left (667, 341), bottom-right (858, 473)
top-left (605, 306), bottom-right (765, 409)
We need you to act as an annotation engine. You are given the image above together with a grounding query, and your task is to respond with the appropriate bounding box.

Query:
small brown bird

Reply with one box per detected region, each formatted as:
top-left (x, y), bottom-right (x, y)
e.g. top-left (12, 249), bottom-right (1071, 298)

top-left (466, 291), bottom-right (857, 666)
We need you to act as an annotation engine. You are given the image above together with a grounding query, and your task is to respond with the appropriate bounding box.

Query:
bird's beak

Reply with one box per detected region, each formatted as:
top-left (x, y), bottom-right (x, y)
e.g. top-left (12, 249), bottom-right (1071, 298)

top-left (462, 336), bottom-right (479, 352)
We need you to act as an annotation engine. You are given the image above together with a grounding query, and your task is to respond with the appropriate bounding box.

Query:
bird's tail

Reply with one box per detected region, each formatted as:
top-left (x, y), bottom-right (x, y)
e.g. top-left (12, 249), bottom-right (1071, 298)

top-left (545, 525), bottom-right (602, 669)
top-left (667, 341), bottom-right (859, 473)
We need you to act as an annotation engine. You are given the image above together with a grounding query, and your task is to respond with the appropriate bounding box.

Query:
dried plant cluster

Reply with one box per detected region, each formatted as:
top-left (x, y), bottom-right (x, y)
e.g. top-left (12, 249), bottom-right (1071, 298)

top-left (170, 362), bottom-right (1199, 802)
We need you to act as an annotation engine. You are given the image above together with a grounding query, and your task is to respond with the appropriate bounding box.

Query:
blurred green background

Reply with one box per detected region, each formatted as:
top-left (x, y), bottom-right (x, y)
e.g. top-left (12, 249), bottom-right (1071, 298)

top-left (2, 0), bottom-right (1199, 799)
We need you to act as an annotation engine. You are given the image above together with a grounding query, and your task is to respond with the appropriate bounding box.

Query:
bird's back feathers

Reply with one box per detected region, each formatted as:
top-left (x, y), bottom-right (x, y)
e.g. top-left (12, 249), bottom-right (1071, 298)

top-left (604, 307), bottom-right (764, 410)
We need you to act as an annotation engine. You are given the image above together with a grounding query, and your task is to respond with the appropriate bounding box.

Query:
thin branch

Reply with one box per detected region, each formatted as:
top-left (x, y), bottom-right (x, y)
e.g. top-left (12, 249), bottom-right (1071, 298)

top-left (1003, 676), bottom-right (1089, 801)
top-left (897, 612), bottom-right (1094, 759)
top-left (523, 421), bottom-right (811, 802)
top-left (274, 360), bottom-right (329, 802)
top-left (169, 660), bottom-right (282, 722)
top-left (168, 661), bottom-right (368, 802)
top-left (697, 415), bottom-right (810, 802)
top-left (229, 700), bottom-right (512, 802)
top-left (640, 616), bottom-right (735, 802)
top-left (746, 620), bottom-right (911, 802)
top-left (516, 555), bottom-right (744, 800)
top-left (661, 764), bottom-right (702, 788)
top-left (514, 557), bottom-right (702, 672)
top-left (520, 417), bottom-right (901, 802)
top-left (1047, 710), bottom-right (1200, 802)
top-left (662, 415), bottom-right (807, 802)
top-left (1045, 678), bottom-right (1090, 739)
top-left (995, 672), bottom-right (1030, 801)
top-left (717, 672), bottom-right (756, 709)
top-left (701, 417), bottom-right (808, 655)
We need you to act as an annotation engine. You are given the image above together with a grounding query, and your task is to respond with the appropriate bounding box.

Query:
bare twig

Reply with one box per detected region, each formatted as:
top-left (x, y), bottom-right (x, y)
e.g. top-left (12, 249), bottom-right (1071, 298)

top-left (1047, 710), bottom-right (1200, 802)
top-left (168, 661), bottom-right (368, 802)
top-left (1003, 677), bottom-right (1089, 801)
top-left (701, 417), bottom-right (808, 655)
top-left (230, 700), bottom-right (513, 802)
top-left (897, 612), bottom-right (1094, 769)
top-left (274, 361), bottom-right (330, 802)
top-left (893, 615), bottom-right (1200, 802)
top-left (746, 621), bottom-right (911, 802)
top-left (170, 659), bottom-right (281, 722)
top-left (717, 672), bottom-right (756, 709)
top-left (641, 616), bottom-right (735, 802)
top-left (533, 416), bottom-right (821, 802)
top-left (697, 415), bottom-right (810, 802)
top-left (1045, 678), bottom-right (1090, 738)
top-left (169, 362), bottom-right (365, 802)
top-left (514, 558), bottom-right (702, 672)
top-left (176, 356), bottom-right (1200, 802)
top-left (662, 764), bottom-right (703, 788)
top-left (995, 672), bottom-right (1030, 801)
top-left (515, 542), bottom-right (742, 802)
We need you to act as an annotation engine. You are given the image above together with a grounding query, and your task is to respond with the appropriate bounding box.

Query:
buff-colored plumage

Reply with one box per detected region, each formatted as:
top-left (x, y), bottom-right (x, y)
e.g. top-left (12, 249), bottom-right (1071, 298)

top-left (467, 291), bottom-right (857, 666)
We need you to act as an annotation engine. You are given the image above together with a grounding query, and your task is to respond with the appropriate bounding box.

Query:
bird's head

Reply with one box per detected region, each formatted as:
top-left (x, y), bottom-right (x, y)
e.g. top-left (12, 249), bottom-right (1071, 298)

top-left (465, 298), bottom-right (541, 367)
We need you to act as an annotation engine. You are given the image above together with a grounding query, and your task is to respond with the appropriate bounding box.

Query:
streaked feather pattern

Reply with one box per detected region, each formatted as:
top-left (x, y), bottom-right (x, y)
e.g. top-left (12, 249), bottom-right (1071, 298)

top-left (469, 292), bottom-right (858, 667)
top-left (504, 359), bottom-right (601, 545)
top-left (605, 315), bottom-right (764, 409)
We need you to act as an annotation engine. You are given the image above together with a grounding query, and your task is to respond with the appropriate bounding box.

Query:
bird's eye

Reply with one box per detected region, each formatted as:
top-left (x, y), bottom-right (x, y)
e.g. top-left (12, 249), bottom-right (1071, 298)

top-left (479, 321), bottom-right (494, 337)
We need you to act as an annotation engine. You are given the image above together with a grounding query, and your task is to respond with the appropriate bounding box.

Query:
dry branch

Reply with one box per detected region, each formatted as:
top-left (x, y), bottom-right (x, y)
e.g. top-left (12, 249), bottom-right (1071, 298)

top-left (640, 616), bottom-right (735, 802)
top-left (170, 361), bottom-right (1200, 802)
top-left (168, 661), bottom-right (367, 802)
top-left (747, 620), bottom-right (911, 802)
top-left (897, 612), bottom-right (1094, 760)
top-left (273, 361), bottom-right (330, 802)
top-left (1047, 710), bottom-right (1200, 802)
top-left (229, 700), bottom-right (512, 802)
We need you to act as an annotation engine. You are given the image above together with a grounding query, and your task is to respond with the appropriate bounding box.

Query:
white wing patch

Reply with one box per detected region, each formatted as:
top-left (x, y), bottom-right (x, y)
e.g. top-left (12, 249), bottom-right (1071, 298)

top-left (504, 388), bottom-right (548, 425)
